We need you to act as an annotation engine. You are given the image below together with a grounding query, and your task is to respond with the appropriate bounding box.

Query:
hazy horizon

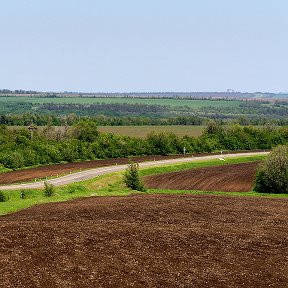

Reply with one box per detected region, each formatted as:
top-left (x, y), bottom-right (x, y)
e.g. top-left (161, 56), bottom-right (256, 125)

top-left (1, 89), bottom-right (288, 94)
top-left (1, 0), bottom-right (287, 93)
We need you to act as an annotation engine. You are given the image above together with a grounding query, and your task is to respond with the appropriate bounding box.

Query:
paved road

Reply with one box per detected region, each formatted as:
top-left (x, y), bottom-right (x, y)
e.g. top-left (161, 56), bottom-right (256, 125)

top-left (0, 152), bottom-right (269, 191)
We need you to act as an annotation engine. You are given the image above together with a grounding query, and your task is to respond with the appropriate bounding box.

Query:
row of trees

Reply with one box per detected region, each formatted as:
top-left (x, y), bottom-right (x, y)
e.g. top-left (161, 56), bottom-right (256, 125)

top-left (1, 113), bottom-right (288, 127)
top-left (0, 122), bottom-right (288, 170)
top-left (0, 113), bottom-right (206, 126)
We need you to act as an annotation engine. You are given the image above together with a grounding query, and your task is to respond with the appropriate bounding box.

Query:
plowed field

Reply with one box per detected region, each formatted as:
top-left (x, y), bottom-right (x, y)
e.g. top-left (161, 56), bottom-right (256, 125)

top-left (0, 151), bottom-right (253, 185)
top-left (0, 154), bottom-right (197, 185)
top-left (0, 194), bottom-right (287, 287)
top-left (144, 162), bottom-right (259, 192)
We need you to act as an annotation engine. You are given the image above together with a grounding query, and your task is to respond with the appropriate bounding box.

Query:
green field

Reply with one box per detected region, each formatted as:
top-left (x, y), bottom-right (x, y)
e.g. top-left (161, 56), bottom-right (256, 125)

top-left (0, 96), bottom-right (241, 108)
top-left (7, 125), bottom-right (205, 138)
top-left (98, 125), bottom-right (205, 138)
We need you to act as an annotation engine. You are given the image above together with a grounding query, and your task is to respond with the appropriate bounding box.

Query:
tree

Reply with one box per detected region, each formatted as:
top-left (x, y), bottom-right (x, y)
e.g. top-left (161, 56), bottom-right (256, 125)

top-left (204, 120), bottom-right (223, 135)
top-left (73, 120), bottom-right (99, 142)
top-left (123, 162), bottom-right (146, 192)
top-left (254, 145), bottom-right (288, 194)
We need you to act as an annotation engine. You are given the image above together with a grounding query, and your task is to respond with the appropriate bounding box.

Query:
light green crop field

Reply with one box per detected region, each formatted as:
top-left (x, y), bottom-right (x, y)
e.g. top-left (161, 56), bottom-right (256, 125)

top-left (0, 96), bottom-right (242, 108)
top-left (1, 155), bottom-right (287, 217)
top-left (7, 125), bottom-right (205, 138)
top-left (98, 125), bottom-right (205, 138)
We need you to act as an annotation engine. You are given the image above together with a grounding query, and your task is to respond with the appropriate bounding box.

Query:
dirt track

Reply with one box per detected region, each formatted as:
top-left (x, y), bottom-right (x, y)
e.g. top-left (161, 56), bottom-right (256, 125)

top-left (144, 162), bottom-right (260, 192)
top-left (0, 154), bottom-right (188, 185)
top-left (0, 151), bottom-right (265, 185)
top-left (0, 194), bottom-right (287, 287)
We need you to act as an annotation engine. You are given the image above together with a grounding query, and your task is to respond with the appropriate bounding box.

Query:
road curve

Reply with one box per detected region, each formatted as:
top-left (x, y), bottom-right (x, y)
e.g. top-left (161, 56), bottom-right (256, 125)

top-left (0, 152), bottom-right (269, 191)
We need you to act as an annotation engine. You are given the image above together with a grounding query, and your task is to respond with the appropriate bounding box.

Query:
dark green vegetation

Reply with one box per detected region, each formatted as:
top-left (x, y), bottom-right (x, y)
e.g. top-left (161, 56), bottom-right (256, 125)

top-left (43, 181), bottom-right (55, 197)
top-left (255, 145), bottom-right (288, 194)
top-left (1, 155), bottom-right (288, 216)
top-left (123, 162), bottom-right (146, 192)
top-left (0, 96), bottom-right (287, 126)
top-left (1, 122), bottom-right (288, 170)
top-left (0, 191), bottom-right (8, 202)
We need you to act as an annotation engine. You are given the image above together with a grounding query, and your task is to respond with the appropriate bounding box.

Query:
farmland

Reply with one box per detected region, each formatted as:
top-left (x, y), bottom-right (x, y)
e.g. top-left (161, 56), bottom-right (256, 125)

top-left (6, 125), bottom-right (205, 138)
top-left (0, 96), bottom-right (287, 288)
top-left (144, 161), bottom-right (259, 192)
top-left (1, 194), bottom-right (287, 287)
top-left (0, 155), bottom-right (270, 215)
top-left (0, 96), bottom-right (241, 108)
top-left (2, 0), bottom-right (288, 286)
top-left (0, 153), bottom-right (287, 287)
top-left (98, 125), bottom-right (205, 138)
top-left (0, 153), bottom-right (201, 185)
top-left (1, 96), bottom-right (287, 125)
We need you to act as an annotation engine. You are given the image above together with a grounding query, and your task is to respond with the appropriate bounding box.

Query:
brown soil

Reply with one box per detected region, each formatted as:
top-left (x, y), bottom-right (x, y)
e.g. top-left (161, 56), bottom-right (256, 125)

top-left (0, 154), bottom-right (193, 185)
top-left (0, 194), bottom-right (287, 287)
top-left (0, 151), bottom-right (260, 185)
top-left (144, 162), bottom-right (260, 192)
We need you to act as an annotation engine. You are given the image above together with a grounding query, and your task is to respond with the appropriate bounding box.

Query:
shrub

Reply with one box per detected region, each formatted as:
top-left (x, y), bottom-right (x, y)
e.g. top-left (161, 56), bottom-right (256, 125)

top-left (44, 181), bottom-right (55, 197)
top-left (66, 186), bottom-right (77, 194)
top-left (123, 162), bottom-right (146, 192)
top-left (254, 145), bottom-right (288, 194)
top-left (65, 184), bottom-right (87, 194)
top-left (0, 191), bottom-right (8, 202)
top-left (20, 190), bottom-right (26, 199)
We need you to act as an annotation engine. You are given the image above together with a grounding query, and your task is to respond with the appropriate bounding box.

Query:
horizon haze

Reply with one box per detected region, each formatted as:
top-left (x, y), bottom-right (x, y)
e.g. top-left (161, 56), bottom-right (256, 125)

top-left (1, 0), bottom-right (287, 93)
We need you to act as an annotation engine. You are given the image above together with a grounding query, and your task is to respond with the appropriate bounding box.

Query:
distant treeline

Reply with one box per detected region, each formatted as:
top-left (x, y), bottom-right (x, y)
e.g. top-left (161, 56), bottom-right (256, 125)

top-left (38, 103), bottom-right (170, 117)
top-left (1, 113), bottom-right (288, 127)
top-left (0, 114), bottom-right (204, 126)
top-left (1, 90), bottom-right (287, 100)
top-left (0, 89), bottom-right (38, 94)
top-left (0, 122), bottom-right (287, 170)
top-left (1, 98), bottom-right (287, 123)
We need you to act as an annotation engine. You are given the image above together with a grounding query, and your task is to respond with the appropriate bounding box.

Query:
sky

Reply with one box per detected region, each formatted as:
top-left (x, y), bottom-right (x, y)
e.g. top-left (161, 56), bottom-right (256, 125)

top-left (0, 0), bottom-right (287, 93)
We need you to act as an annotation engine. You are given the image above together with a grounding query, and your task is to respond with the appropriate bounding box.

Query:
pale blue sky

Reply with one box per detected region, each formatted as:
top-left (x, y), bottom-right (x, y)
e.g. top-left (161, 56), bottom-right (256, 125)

top-left (0, 0), bottom-right (287, 92)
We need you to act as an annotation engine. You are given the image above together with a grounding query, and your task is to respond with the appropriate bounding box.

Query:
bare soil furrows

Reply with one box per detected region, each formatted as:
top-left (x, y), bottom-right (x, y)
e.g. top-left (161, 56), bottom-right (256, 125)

top-left (144, 162), bottom-right (260, 192)
top-left (0, 194), bottom-right (287, 288)
top-left (0, 151), bottom-right (264, 185)
top-left (0, 154), bottom-right (197, 185)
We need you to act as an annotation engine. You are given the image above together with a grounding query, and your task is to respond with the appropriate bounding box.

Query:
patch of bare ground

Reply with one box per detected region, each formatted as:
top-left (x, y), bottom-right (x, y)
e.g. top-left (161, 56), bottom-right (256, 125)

top-left (0, 194), bottom-right (287, 287)
top-left (144, 162), bottom-right (260, 192)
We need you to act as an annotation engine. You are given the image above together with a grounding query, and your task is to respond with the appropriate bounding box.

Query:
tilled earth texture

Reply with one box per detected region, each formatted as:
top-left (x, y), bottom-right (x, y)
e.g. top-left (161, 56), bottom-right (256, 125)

top-left (0, 194), bottom-right (287, 288)
top-left (0, 151), bottom-right (263, 185)
top-left (144, 162), bottom-right (259, 192)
